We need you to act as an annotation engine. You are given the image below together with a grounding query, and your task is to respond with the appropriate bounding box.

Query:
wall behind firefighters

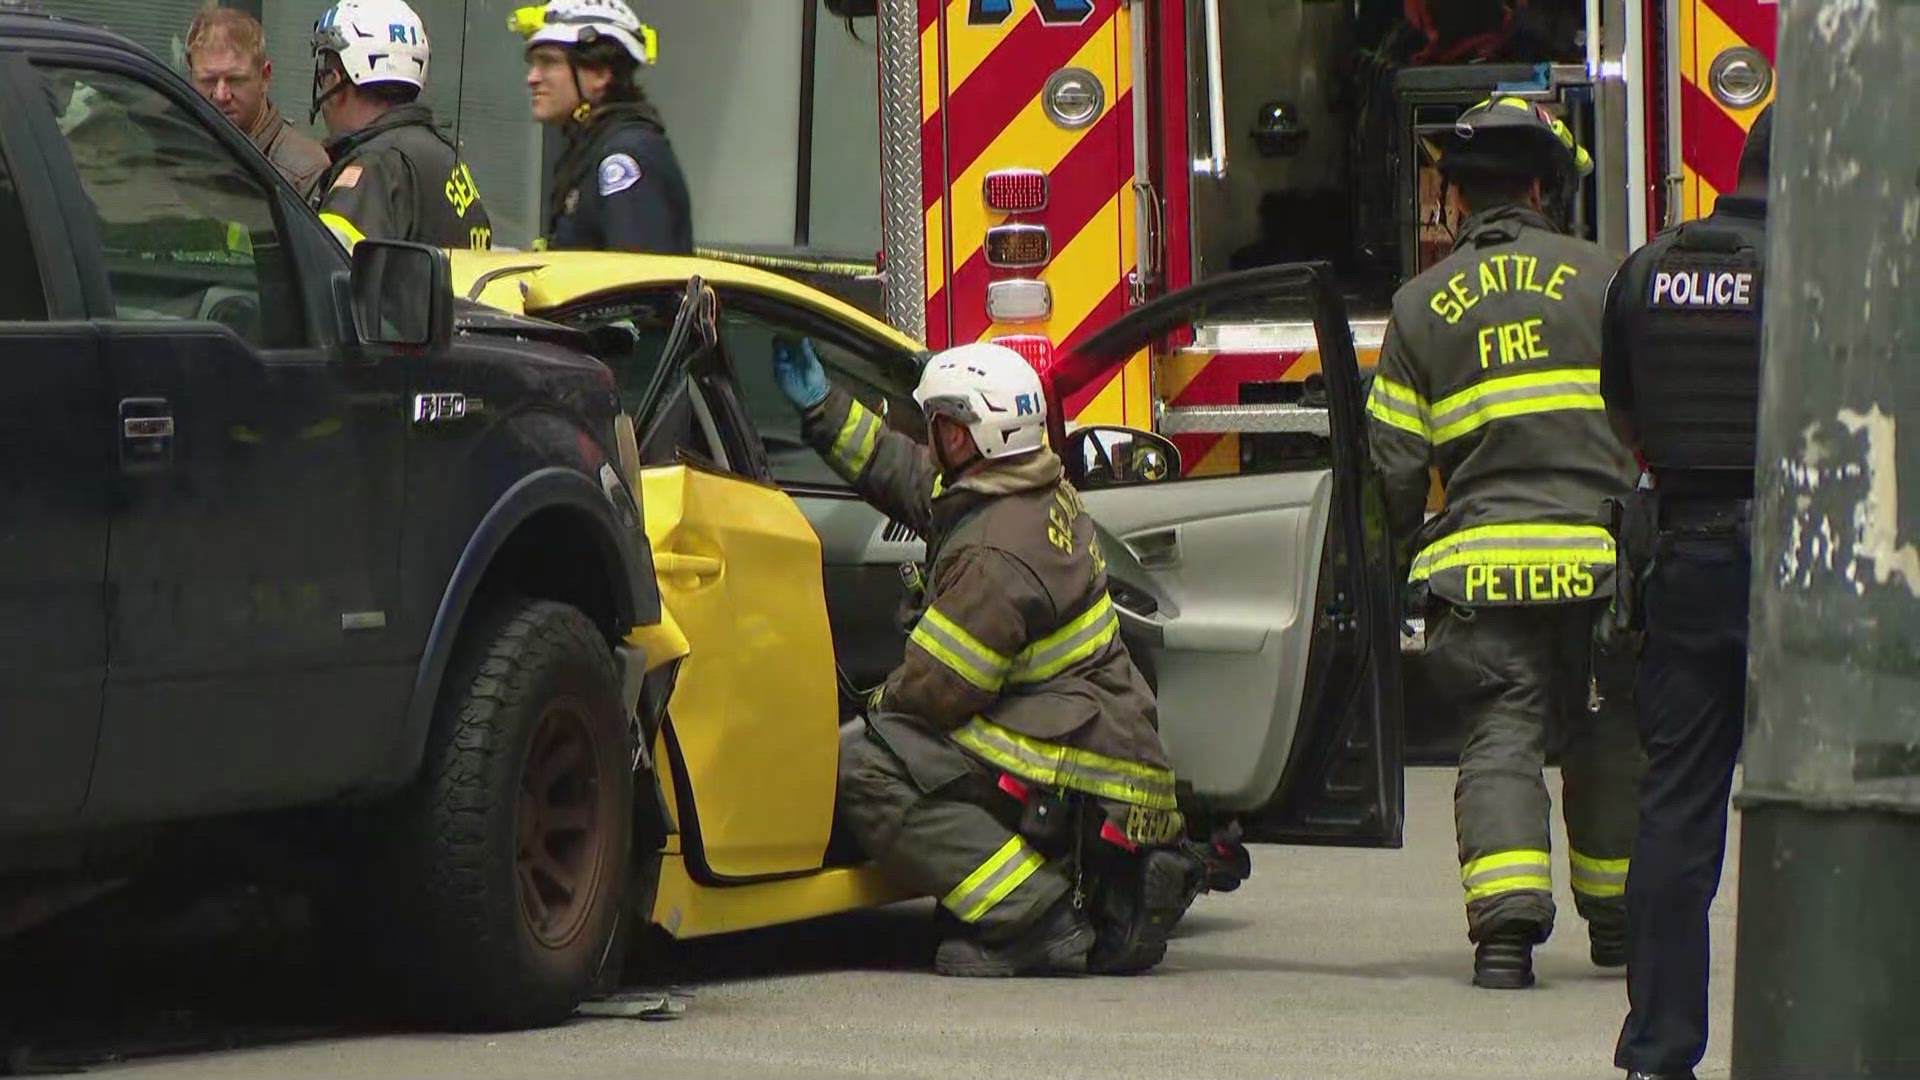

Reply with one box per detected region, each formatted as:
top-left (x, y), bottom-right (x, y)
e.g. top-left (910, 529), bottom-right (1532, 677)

top-left (41, 0), bottom-right (883, 258)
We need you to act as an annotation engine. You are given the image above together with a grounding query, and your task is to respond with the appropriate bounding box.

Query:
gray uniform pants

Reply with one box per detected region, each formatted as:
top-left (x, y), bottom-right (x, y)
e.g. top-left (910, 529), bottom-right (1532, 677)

top-left (838, 716), bottom-right (1072, 942)
top-left (1424, 600), bottom-right (1644, 942)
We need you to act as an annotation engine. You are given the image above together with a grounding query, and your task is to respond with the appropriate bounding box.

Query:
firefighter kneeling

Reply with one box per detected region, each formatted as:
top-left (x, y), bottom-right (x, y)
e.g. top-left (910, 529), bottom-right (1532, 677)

top-left (773, 338), bottom-right (1200, 977)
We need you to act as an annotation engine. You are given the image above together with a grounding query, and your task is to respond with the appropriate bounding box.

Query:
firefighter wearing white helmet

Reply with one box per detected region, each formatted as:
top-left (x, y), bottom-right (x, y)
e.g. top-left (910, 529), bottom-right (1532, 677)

top-left (772, 336), bottom-right (1200, 978)
top-left (512, 0), bottom-right (691, 253)
top-left (309, 0), bottom-right (491, 250)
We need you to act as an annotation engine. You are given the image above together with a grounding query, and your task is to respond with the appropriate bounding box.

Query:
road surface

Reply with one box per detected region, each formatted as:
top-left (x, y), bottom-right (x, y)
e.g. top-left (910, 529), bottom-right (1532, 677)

top-left (14, 768), bottom-right (1737, 1079)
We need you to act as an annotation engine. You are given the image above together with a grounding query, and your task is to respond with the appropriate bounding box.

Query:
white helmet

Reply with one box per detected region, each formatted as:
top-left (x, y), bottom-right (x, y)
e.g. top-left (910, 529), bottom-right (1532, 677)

top-left (313, 0), bottom-right (431, 90)
top-left (514, 0), bottom-right (656, 67)
top-left (913, 343), bottom-right (1048, 461)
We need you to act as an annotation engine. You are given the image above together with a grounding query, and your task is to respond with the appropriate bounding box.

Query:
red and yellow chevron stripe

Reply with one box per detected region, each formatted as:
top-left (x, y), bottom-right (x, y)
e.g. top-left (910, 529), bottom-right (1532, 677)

top-left (919, 0), bottom-right (1151, 430)
top-left (1676, 0), bottom-right (1777, 221)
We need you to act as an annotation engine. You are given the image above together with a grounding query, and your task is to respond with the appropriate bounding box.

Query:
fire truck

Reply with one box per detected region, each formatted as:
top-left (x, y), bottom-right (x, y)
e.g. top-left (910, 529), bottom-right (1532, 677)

top-left (815, 0), bottom-right (1777, 475)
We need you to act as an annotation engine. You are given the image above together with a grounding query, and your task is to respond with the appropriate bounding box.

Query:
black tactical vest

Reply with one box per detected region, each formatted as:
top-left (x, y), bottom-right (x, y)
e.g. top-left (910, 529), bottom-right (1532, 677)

top-left (1621, 206), bottom-right (1766, 488)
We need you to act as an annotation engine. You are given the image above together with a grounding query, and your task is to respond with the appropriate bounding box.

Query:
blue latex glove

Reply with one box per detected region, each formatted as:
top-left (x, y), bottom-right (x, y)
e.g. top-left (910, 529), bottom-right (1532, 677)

top-left (772, 336), bottom-right (830, 410)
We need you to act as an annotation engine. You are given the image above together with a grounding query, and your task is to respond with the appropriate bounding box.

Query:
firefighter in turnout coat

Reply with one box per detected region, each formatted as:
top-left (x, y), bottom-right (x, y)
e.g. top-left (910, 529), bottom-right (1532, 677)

top-left (773, 338), bottom-right (1197, 977)
top-left (1366, 97), bottom-right (1644, 989)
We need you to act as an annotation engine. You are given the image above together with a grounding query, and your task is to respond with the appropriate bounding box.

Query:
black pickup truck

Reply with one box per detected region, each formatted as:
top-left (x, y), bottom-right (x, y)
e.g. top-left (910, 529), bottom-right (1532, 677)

top-left (0, 13), bottom-right (661, 1028)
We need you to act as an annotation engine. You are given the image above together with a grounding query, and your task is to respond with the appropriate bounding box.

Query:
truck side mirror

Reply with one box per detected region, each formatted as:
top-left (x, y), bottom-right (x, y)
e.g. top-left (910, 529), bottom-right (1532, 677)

top-left (1063, 425), bottom-right (1181, 489)
top-left (349, 239), bottom-right (452, 352)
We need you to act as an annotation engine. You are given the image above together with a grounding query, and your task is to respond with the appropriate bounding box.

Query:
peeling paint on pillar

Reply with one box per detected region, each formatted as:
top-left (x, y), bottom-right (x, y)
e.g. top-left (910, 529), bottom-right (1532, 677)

top-left (1734, 1), bottom-right (1920, 1072)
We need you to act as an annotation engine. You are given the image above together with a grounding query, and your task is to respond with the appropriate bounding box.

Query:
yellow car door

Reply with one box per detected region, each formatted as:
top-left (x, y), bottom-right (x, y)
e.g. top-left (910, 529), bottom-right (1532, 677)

top-left (632, 286), bottom-right (841, 881)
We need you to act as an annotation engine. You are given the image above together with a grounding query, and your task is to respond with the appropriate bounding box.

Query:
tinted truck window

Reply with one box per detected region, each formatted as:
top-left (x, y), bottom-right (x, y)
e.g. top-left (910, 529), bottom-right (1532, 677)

top-left (35, 64), bottom-right (305, 348)
top-left (0, 143), bottom-right (46, 321)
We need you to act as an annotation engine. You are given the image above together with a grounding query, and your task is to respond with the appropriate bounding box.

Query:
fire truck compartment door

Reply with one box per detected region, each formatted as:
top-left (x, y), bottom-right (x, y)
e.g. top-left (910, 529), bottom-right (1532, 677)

top-left (1081, 471), bottom-right (1331, 812)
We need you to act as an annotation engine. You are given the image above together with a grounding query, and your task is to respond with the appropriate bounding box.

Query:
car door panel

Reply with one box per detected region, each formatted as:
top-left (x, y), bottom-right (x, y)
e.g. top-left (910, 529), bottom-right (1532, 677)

top-left (790, 492), bottom-right (924, 691)
top-left (1062, 263), bottom-right (1403, 847)
top-left (0, 324), bottom-right (111, 824)
top-left (25, 59), bottom-right (411, 821)
top-left (89, 324), bottom-right (410, 820)
top-left (1082, 470), bottom-right (1332, 810)
top-left (643, 463), bottom-right (840, 879)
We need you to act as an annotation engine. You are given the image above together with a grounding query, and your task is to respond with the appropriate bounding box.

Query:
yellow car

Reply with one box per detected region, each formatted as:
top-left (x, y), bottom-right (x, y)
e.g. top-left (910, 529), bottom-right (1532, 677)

top-left (449, 250), bottom-right (1405, 954)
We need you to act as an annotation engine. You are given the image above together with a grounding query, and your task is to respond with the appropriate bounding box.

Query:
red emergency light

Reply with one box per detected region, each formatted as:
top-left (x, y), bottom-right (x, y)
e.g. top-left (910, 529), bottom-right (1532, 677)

top-left (992, 334), bottom-right (1055, 377)
top-left (983, 168), bottom-right (1048, 213)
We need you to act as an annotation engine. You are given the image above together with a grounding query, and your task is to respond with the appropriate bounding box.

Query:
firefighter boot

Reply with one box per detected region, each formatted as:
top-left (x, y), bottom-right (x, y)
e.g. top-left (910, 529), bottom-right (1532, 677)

top-left (1589, 916), bottom-right (1629, 969)
top-left (1472, 930), bottom-right (1537, 989)
top-left (934, 895), bottom-right (1093, 977)
top-left (1088, 849), bottom-right (1201, 975)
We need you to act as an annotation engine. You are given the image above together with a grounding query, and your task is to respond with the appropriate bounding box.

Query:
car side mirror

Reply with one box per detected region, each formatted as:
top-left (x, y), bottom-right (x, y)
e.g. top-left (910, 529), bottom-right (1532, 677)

top-left (349, 239), bottom-right (452, 352)
top-left (1063, 425), bottom-right (1181, 489)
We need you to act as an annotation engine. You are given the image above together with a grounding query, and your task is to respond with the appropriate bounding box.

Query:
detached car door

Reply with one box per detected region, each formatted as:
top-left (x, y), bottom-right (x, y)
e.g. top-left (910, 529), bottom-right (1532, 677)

top-left (1063, 264), bottom-right (1404, 846)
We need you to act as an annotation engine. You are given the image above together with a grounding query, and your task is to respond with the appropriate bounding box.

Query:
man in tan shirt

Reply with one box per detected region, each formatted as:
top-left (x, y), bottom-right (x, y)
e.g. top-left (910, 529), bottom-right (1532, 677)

top-left (185, 5), bottom-right (329, 196)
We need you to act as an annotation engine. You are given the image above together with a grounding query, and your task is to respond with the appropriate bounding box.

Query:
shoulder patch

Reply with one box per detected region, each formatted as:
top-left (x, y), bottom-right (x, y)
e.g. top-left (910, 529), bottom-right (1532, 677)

top-left (332, 164), bottom-right (363, 190)
top-left (598, 153), bottom-right (642, 196)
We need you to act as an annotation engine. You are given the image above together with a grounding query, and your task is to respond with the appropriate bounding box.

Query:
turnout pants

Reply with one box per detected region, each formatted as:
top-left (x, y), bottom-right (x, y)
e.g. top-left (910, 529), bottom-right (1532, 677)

top-left (1425, 600), bottom-right (1644, 942)
top-left (1614, 540), bottom-right (1750, 1075)
top-left (838, 716), bottom-right (1070, 942)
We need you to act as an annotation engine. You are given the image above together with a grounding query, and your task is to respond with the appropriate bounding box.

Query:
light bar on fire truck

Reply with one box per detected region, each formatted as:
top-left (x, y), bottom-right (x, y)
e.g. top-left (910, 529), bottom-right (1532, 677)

top-left (983, 169), bottom-right (1048, 213)
top-left (985, 279), bottom-right (1052, 323)
top-left (984, 224), bottom-right (1051, 269)
top-left (991, 334), bottom-right (1054, 376)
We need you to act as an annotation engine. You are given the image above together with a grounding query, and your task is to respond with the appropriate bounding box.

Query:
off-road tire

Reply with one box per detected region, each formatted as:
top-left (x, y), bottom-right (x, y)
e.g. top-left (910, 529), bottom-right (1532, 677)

top-left (383, 598), bottom-right (634, 1030)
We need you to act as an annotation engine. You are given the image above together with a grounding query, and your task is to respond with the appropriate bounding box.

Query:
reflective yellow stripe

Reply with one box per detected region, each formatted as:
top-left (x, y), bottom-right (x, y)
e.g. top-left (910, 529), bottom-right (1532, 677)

top-left (1366, 376), bottom-right (1432, 441)
top-left (1570, 851), bottom-right (1631, 898)
top-left (942, 835), bottom-right (1045, 923)
top-left (1428, 369), bottom-right (1605, 444)
top-left (953, 716), bottom-right (1178, 811)
top-left (1462, 849), bottom-right (1554, 903)
top-left (909, 606), bottom-right (1012, 692)
top-left (829, 401), bottom-right (882, 476)
top-left (1008, 594), bottom-right (1118, 684)
top-left (318, 211), bottom-right (365, 249)
top-left (1409, 523), bottom-right (1615, 583)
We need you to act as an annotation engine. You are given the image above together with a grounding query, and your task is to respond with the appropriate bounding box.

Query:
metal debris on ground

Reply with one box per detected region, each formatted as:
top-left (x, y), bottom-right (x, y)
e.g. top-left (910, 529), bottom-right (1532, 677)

top-left (574, 988), bottom-right (692, 1021)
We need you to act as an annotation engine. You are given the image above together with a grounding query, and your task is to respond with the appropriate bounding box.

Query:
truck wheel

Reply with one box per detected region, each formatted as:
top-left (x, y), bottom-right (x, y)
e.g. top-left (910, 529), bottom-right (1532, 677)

top-left (390, 598), bottom-right (634, 1030)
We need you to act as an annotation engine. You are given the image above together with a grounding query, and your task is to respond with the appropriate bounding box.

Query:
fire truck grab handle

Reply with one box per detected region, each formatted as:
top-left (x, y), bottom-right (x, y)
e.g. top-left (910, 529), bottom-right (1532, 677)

top-left (1191, 0), bottom-right (1228, 180)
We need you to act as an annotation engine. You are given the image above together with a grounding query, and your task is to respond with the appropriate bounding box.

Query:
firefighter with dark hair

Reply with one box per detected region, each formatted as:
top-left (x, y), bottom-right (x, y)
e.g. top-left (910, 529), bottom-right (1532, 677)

top-left (513, 0), bottom-right (692, 254)
top-left (309, 0), bottom-right (491, 250)
top-left (1366, 96), bottom-right (1644, 990)
top-left (1605, 104), bottom-right (1773, 1080)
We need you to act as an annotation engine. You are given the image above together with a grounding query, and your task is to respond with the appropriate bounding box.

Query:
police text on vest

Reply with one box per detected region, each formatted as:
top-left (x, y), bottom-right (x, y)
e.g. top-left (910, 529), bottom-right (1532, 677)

top-left (1650, 269), bottom-right (1754, 309)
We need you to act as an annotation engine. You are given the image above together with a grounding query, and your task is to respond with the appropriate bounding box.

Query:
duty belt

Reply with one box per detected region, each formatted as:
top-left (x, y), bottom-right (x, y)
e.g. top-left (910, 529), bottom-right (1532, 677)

top-left (1658, 497), bottom-right (1751, 536)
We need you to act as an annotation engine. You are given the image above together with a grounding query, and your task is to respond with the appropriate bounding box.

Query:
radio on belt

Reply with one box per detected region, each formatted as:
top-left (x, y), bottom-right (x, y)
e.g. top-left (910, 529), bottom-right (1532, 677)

top-left (1650, 268), bottom-right (1757, 308)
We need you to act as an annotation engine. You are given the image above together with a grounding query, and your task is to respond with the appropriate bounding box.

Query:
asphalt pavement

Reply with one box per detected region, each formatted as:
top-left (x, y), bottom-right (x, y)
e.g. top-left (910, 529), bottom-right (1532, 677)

top-left (55, 768), bottom-right (1737, 1080)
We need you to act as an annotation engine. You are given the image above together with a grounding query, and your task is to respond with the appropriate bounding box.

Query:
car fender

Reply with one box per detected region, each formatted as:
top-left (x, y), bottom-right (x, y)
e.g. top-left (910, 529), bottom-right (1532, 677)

top-left (385, 466), bottom-right (659, 784)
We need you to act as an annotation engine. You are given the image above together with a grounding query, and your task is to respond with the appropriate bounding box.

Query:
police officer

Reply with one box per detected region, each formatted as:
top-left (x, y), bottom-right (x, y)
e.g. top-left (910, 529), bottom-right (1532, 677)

top-left (1605, 106), bottom-right (1772, 1080)
top-left (514, 0), bottom-right (692, 254)
top-left (1366, 96), bottom-right (1644, 989)
top-left (309, 0), bottom-right (492, 250)
top-left (771, 338), bottom-right (1197, 977)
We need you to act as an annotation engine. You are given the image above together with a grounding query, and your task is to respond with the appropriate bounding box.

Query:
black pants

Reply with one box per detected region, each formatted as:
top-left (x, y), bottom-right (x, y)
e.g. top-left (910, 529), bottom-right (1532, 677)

top-left (1614, 539), bottom-right (1750, 1074)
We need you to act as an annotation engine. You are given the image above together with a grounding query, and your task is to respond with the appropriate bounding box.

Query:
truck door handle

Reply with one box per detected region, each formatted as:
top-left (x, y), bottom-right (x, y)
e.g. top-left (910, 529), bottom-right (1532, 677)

top-left (118, 397), bottom-right (174, 476)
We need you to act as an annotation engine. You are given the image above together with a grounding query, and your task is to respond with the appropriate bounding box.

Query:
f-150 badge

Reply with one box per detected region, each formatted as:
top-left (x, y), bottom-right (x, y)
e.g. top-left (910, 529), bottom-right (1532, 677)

top-left (413, 392), bottom-right (468, 423)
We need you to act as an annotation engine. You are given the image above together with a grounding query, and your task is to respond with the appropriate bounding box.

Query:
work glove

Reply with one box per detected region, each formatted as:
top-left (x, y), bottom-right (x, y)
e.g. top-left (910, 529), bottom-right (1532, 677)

top-left (772, 336), bottom-right (830, 410)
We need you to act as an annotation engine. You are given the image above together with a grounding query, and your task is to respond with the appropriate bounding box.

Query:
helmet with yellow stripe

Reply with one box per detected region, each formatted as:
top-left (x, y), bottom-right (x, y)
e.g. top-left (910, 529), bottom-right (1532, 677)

top-left (509, 0), bottom-right (657, 68)
top-left (1436, 95), bottom-right (1594, 188)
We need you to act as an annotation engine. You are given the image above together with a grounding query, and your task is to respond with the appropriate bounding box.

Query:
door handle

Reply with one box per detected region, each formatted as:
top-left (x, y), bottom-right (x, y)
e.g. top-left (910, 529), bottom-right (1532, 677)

top-left (118, 397), bottom-right (174, 476)
top-left (1127, 528), bottom-right (1181, 569)
top-left (655, 551), bottom-right (724, 586)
